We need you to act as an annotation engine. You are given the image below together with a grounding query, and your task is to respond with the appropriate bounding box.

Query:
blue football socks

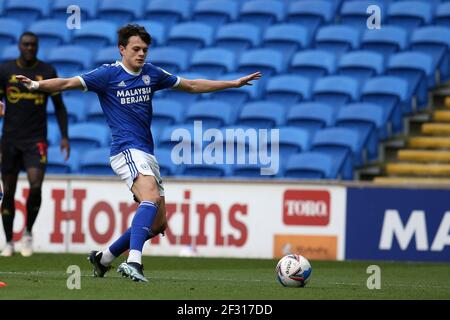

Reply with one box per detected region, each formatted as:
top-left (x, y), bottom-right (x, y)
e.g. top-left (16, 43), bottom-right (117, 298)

top-left (128, 201), bottom-right (158, 264)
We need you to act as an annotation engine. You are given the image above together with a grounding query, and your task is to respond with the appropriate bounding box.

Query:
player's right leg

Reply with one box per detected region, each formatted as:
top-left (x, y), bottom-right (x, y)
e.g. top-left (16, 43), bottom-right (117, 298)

top-left (1, 140), bottom-right (21, 257)
top-left (116, 174), bottom-right (160, 282)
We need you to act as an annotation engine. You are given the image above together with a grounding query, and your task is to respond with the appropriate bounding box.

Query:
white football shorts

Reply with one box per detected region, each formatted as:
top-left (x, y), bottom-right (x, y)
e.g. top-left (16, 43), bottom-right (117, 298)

top-left (110, 148), bottom-right (164, 196)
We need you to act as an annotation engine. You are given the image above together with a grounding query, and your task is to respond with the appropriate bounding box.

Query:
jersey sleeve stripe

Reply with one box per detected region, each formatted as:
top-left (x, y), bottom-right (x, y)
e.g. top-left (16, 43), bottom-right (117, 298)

top-left (173, 76), bottom-right (181, 88)
top-left (76, 76), bottom-right (88, 92)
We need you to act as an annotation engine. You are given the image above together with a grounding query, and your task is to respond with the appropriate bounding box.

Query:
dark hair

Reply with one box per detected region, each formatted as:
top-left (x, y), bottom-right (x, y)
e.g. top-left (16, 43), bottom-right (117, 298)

top-left (117, 24), bottom-right (152, 47)
top-left (19, 31), bottom-right (38, 42)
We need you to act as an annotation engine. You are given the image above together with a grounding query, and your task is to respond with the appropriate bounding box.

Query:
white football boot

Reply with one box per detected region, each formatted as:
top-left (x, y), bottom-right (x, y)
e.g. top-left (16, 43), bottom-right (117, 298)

top-left (1, 242), bottom-right (14, 257)
top-left (21, 232), bottom-right (33, 257)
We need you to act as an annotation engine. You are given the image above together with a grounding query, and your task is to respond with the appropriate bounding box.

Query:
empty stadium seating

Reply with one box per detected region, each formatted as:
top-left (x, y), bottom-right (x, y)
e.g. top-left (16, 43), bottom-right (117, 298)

top-left (2, 0), bottom-right (450, 179)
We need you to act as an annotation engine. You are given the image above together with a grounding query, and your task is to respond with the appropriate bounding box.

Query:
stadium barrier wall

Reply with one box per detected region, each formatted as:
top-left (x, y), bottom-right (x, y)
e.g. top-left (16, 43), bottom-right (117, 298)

top-left (1, 177), bottom-right (449, 262)
top-left (0, 177), bottom-right (347, 260)
top-left (346, 187), bottom-right (450, 262)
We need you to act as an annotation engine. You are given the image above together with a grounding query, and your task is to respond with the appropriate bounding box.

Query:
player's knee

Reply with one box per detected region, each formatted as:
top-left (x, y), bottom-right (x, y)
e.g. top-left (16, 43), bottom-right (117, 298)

top-left (146, 187), bottom-right (161, 204)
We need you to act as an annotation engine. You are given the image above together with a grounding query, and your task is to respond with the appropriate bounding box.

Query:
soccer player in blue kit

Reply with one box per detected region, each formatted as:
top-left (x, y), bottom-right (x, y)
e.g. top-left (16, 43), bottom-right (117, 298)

top-left (17, 24), bottom-right (261, 282)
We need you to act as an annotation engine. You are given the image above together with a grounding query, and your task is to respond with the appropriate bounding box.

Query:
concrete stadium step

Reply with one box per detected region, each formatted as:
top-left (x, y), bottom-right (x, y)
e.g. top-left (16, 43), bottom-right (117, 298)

top-left (386, 163), bottom-right (450, 176)
top-left (434, 110), bottom-right (450, 122)
top-left (409, 137), bottom-right (450, 149)
top-left (397, 149), bottom-right (450, 162)
top-left (421, 123), bottom-right (450, 135)
top-left (373, 176), bottom-right (450, 185)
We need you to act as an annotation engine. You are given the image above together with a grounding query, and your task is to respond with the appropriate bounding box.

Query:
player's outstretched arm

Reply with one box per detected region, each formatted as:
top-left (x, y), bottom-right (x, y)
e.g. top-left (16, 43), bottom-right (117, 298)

top-left (16, 75), bottom-right (84, 93)
top-left (177, 71), bottom-right (262, 94)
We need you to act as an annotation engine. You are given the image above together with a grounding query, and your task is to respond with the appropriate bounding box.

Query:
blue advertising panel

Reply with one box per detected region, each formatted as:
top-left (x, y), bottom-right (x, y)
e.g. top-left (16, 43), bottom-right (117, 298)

top-left (346, 187), bottom-right (450, 262)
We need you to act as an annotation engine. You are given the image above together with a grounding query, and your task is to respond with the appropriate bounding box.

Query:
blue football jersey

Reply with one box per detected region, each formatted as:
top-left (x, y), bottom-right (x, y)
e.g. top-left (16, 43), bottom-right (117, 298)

top-left (78, 61), bottom-right (180, 156)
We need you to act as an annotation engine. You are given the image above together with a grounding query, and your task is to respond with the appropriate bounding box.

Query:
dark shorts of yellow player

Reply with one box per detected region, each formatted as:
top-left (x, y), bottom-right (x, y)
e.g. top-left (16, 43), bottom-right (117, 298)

top-left (1, 138), bottom-right (48, 174)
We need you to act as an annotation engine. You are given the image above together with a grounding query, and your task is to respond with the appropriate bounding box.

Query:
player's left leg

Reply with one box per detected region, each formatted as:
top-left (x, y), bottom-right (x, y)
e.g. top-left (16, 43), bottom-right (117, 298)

top-left (21, 142), bottom-right (47, 257)
top-left (92, 196), bottom-right (167, 275)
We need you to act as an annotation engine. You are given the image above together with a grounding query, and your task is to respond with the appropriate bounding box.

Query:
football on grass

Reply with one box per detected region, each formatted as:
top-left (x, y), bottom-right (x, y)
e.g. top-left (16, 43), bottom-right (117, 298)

top-left (276, 254), bottom-right (312, 287)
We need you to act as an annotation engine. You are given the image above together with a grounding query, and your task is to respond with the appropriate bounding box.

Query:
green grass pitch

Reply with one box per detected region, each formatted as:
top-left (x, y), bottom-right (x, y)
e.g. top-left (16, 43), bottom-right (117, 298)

top-left (0, 253), bottom-right (449, 300)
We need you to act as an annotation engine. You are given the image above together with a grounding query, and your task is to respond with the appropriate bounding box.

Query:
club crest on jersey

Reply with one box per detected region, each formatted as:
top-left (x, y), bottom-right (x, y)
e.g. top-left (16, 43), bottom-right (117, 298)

top-left (142, 75), bottom-right (151, 85)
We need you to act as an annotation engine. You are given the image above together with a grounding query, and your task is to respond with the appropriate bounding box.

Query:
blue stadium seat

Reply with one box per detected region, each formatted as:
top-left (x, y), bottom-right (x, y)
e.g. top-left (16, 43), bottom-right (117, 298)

top-left (262, 24), bottom-right (310, 64)
top-left (410, 26), bottom-right (450, 83)
top-left (97, 0), bottom-right (143, 27)
top-left (68, 123), bottom-right (111, 153)
top-left (79, 148), bottom-right (115, 175)
top-left (85, 98), bottom-right (106, 124)
top-left (47, 122), bottom-right (62, 146)
top-left (0, 18), bottom-right (23, 48)
top-left (436, 2), bottom-right (450, 27)
top-left (361, 76), bottom-right (411, 134)
top-left (192, 0), bottom-right (239, 29)
top-left (163, 72), bottom-right (206, 106)
top-left (152, 99), bottom-right (185, 129)
top-left (264, 75), bottom-right (311, 105)
top-left (284, 152), bottom-right (337, 180)
top-left (94, 46), bottom-right (121, 66)
top-left (51, 0), bottom-right (98, 20)
top-left (144, 0), bottom-right (191, 30)
top-left (289, 50), bottom-right (336, 82)
top-left (3, 0), bottom-right (49, 27)
top-left (387, 51), bottom-right (435, 110)
top-left (46, 147), bottom-right (80, 174)
top-left (47, 46), bottom-right (92, 78)
top-left (286, 0), bottom-right (334, 36)
top-left (387, 1), bottom-right (433, 32)
top-left (189, 48), bottom-right (236, 79)
top-left (237, 101), bottom-right (284, 128)
top-left (182, 163), bottom-right (231, 178)
top-left (184, 101), bottom-right (236, 129)
top-left (239, 0), bottom-right (285, 29)
top-left (313, 76), bottom-right (360, 107)
top-left (276, 127), bottom-right (311, 159)
top-left (149, 46), bottom-right (189, 74)
top-left (72, 20), bottom-right (117, 49)
top-left (361, 26), bottom-right (408, 58)
top-left (158, 124), bottom-right (199, 153)
top-left (209, 72), bottom-right (263, 106)
top-left (29, 20), bottom-right (71, 54)
top-left (340, 0), bottom-right (388, 30)
top-left (64, 96), bottom-right (88, 123)
top-left (201, 125), bottom-right (257, 166)
top-left (167, 22), bottom-right (214, 52)
top-left (286, 102), bottom-right (335, 135)
top-left (153, 148), bottom-right (178, 176)
top-left (0, 45), bottom-right (21, 62)
top-left (232, 150), bottom-right (278, 179)
top-left (237, 48), bottom-right (284, 77)
top-left (314, 25), bottom-right (361, 57)
top-left (132, 20), bottom-right (166, 47)
top-left (215, 23), bottom-right (261, 55)
top-left (48, 96), bottom-right (87, 124)
top-left (337, 50), bottom-right (384, 83)
top-left (311, 127), bottom-right (365, 179)
top-left (336, 104), bottom-right (385, 161)
top-left (342, 102), bottom-right (390, 140)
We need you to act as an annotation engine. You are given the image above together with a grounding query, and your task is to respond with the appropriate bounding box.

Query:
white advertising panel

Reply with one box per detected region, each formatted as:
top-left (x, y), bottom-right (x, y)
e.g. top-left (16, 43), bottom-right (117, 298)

top-left (0, 178), bottom-right (347, 260)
